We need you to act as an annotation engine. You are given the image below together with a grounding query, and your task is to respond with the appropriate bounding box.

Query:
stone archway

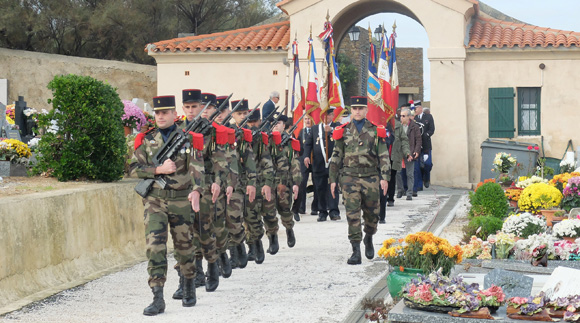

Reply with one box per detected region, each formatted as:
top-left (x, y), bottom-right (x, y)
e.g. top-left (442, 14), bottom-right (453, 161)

top-left (278, 0), bottom-right (477, 188)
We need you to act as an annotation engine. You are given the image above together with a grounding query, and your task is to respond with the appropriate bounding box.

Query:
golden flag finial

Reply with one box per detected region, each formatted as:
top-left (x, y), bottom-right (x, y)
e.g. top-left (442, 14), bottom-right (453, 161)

top-left (392, 20), bottom-right (397, 33)
top-left (310, 24), bottom-right (312, 38)
top-left (368, 23), bottom-right (372, 41)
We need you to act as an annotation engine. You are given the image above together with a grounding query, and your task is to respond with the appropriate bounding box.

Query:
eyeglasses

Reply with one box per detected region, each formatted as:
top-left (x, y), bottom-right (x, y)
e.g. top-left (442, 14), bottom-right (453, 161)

top-left (400, 114), bottom-right (408, 117)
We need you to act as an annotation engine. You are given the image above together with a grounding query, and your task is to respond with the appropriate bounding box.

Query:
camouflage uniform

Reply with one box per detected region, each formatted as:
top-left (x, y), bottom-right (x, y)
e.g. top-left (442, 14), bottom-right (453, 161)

top-left (130, 126), bottom-right (204, 288)
top-left (329, 119), bottom-right (390, 243)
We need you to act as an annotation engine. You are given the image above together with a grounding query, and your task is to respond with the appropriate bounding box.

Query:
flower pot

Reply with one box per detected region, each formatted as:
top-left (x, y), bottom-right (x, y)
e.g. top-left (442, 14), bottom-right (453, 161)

top-left (509, 200), bottom-right (518, 208)
top-left (562, 236), bottom-right (578, 243)
top-left (540, 209), bottom-right (566, 227)
top-left (386, 267), bottom-right (424, 299)
top-left (124, 126), bottom-right (132, 136)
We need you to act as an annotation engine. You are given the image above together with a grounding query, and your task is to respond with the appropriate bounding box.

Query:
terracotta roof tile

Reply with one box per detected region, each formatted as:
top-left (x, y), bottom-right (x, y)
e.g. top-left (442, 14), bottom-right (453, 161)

top-left (146, 20), bottom-right (290, 53)
top-left (468, 16), bottom-right (580, 49)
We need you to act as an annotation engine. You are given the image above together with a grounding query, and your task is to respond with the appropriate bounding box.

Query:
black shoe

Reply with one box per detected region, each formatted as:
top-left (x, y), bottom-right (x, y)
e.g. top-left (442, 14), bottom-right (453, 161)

top-left (329, 214), bottom-right (341, 221)
top-left (143, 286), bottom-right (165, 316)
top-left (247, 242), bottom-right (256, 261)
top-left (406, 196), bottom-right (412, 200)
top-left (193, 259), bottom-right (205, 288)
top-left (267, 234), bottom-right (279, 255)
top-left (347, 242), bottom-right (362, 265)
top-left (387, 201), bottom-right (394, 207)
top-left (363, 234), bottom-right (374, 260)
top-left (255, 240), bottom-right (265, 264)
top-left (287, 228), bottom-right (296, 248)
top-left (317, 215), bottom-right (327, 222)
top-left (182, 278), bottom-right (196, 307)
top-left (396, 192), bottom-right (403, 199)
top-left (237, 243), bottom-right (248, 268)
top-left (412, 192), bottom-right (418, 197)
top-left (311, 210), bottom-right (318, 216)
top-left (205, 261), bottom-right (219, 292)
top-left (229, 246), bottom-right (239, 269)
top-left (172, 268), bottom-right (183, 299)
top-left (424, 181), bottom-right (430, 188)
top-left (379, 219), bottom-right (386, 224)
top-left (293, 212), bottom-right (300, 222)
top-left (219, 252), bottom-right (232, 278)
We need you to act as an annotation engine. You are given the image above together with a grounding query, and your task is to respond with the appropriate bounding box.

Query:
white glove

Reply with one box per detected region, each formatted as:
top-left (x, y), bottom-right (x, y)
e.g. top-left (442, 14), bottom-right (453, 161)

top-left (423, 154), bottom-right (429, 162)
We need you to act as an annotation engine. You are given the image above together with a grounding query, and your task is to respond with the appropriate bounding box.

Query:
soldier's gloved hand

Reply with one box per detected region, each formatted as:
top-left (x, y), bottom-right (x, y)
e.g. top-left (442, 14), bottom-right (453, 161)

top-left (380, 180), bottom-right (389, 195)
top-left (277, 184), bottom-right (286, 197)
top-left (292, 185), bottom-right (299, 199)
top-left (226, 186), bottom-right (234, 204)
top-left (262, 185), bottom-right (272, 202)
top-left (156, 159), bottom-right (176, 175)
top-left (189, 191), bottom-right (201, 212)
top-left (211, 182), bottom-right (220, 203)
top-left (246, 185), bottom-right (256, 203)
top-left (331, 183), bottom-right (337, 199)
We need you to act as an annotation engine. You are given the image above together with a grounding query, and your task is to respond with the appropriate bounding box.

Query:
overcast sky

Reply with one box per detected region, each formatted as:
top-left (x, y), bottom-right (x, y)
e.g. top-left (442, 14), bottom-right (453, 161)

top-left (356, 0), bottom-right (580, 101)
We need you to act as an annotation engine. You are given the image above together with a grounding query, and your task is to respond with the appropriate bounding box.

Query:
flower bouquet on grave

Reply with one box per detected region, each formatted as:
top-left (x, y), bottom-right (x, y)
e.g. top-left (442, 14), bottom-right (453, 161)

top-left (554, 239), bottom-right (580, 261)
top-left (513, 233), bottom-right (556, 261)
top-left (502, 212), bottom-right (547, 239)
top-left (531, 244), bottom-right (548, 267)
top-left (487, 231), bottom-right (516, 259)
top-left (546, 295), bottom-right (580, 319)
top-left (561, 177), bottom-right (580, 212)
top-left (492, 152), bottom-right (517, 175)
top-left (507, 293), bottom-right (553, 321)
top-left (553, 219), bottom-right (580, 241)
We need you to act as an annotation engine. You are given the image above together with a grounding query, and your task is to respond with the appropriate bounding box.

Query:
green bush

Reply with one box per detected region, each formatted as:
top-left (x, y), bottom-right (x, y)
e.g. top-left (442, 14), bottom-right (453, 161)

top-left (468, 182), bottom-right (509, 218)
top-left (34, 74), bottom-right (125, 182)
top-left (463, 216), bottom-right (503, 242)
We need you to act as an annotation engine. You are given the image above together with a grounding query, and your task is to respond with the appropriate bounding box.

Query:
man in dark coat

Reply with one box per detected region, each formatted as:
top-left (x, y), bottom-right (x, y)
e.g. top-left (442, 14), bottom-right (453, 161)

top-left (261, 91), bottom-right (279, 128)
top-left (397, 107), bottom-right (422, 199)
top-left (291, 114), bottom-right (319, 220)
top-left (413, 104), bottom-right (435, 190)
top-left (303, 107), bottom-right (341, 221)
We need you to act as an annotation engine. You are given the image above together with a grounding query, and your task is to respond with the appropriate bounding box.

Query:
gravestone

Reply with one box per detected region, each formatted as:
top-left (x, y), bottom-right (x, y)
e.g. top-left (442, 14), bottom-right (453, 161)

top-left (0, 79), bottom-right (7, 105)
top-left (0, 102), bottom-right (5, 137)
top-left (14, 96), bottom-right (27, 136)
top-left (541, 266), bottom-right (580, 300)
top-left (5, 129), bottom-right (22, 141)
top-left (484, 268), bottom-right (533, 299)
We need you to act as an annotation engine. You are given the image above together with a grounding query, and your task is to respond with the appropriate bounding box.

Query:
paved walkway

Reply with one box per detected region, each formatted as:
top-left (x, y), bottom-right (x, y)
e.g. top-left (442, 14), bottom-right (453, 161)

top-left (0, 185), bottom-right (466, 323)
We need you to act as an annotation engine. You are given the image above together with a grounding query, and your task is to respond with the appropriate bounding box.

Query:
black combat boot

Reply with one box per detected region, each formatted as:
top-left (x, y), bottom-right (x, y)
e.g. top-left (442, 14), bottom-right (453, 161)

top-left (205, 261), bottom-right (220, 292)
top-left (220, 252), bottom-right (232, 278)
top-left (363, 234), bottom-right (375, 260)
top-left (182, 278), bottom-right (196, 307)
top-left (286, 228), bottom-right (296, 248)
top-left (237, 243), bottom-right (248, 268)
top-left (143, 286), bottom-right (165, 316)
top-left (229, 246), bottom-right (239, 269)
top-left (172, 268), bottom-right (183, 299)
top-left (267, 234), bottom-right (279, 255)
top-left (255, 239), bottom-right (265, 264)
top-left (347, 241), bottom-right (362, 265)
top-left (247, 241), bottom-right (256, 261)
top-left (194, 258), bottom-right (205, 288)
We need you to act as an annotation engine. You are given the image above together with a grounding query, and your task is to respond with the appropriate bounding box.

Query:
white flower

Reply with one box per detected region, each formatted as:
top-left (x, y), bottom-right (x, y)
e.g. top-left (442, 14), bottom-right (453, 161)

top-left (502, 212), bottom-right (547, 237)
top-left (515, 176), bottom-right (548, 189)
top-left (28, 137), bottom-right (41, 148)
top-left (552, 219), bottom-right (580, 239)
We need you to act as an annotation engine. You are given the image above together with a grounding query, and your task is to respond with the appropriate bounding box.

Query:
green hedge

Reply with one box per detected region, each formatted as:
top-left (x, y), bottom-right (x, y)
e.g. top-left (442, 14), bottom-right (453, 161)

top-left (34, 74), bottom-right (125, 182)
top-left (468, 182), bottom-right (508, 218)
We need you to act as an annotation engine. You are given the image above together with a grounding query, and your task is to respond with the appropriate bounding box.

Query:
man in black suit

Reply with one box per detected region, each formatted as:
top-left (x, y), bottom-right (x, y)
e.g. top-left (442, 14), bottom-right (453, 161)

top-left (261, 91), bottom-right (279, 127)
top-left (291, 114), bottom-right (319, 220)
top-left (413, 103), bottom-right (435, 191)
top-left (303, 107), bottom-right (341, 222)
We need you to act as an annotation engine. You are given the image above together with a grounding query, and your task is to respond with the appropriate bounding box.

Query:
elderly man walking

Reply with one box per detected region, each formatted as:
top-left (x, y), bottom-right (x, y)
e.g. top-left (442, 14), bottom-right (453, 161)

top-left (396, 108), bottom-right (422, 200)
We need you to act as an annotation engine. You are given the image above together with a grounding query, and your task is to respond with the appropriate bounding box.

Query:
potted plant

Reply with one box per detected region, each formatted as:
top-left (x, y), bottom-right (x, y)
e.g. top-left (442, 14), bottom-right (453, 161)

top-left (502, 212), bottom-right (547, 239)
top-left (549, 172), bottom-right (580, 193)
top-left (505, 187), bottom-right (523, 208)
top-left (378, 232), bottom-right (463, 298)
top-left (512, 233), bottom-right (556, 261)
top-left (561, 176), bottom-right (580, 213)
top-left (487, 231), bottom-right (516, 259)
top-left (518, 182), bottom-right (563, 214)
top-left (552, 219), bottom-right (580, 242)
top-left (0, 138), bottom-right (32, 176)
top-left (121, 100), bottom-right (147, 136)
top-left (492, 152), bottom-right (517, 178)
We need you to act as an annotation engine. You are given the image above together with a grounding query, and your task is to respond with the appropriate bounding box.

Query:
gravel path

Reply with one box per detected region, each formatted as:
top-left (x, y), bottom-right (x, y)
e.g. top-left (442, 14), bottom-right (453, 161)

top-left (1, 187), bottom-right (461, 323)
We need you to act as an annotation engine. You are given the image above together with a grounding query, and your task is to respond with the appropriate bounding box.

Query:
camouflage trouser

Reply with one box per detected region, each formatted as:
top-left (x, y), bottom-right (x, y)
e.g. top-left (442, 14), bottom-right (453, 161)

top-left (226, 185), bottom-right (246, 247)
top-left (244, 186), bottom-right (265, 244)
top-left (341, 175), bottom-right (380, 242)
top-left (263, 185), bottom-right (294, 235)
top-left (191, 183), bottom-right (223, 263)
top-left (144, 195), bottom-right (196, 287)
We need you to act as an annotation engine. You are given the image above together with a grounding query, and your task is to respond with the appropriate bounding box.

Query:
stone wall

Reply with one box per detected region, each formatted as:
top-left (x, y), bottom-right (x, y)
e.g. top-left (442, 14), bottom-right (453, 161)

top-left (397, 48), bottom-right (424, 102)
top-left (0, 180), bottom-right (146, 314)
top-left (0, 48), bottom-right (157, 109)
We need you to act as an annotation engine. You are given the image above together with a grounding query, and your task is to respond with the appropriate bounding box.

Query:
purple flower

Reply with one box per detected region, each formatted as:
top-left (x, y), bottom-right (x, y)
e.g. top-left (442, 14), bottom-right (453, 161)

top-left (122, 100), bottom-right (147, 130)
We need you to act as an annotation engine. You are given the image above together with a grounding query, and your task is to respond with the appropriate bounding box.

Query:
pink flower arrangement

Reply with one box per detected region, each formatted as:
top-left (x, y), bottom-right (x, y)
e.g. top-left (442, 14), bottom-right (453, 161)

top-left (122, 100), bottom-right (147, 130)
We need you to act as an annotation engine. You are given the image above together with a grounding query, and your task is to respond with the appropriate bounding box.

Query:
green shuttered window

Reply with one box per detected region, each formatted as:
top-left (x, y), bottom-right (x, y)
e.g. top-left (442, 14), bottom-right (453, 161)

top-left (488, 87), bottom-right (515, 138)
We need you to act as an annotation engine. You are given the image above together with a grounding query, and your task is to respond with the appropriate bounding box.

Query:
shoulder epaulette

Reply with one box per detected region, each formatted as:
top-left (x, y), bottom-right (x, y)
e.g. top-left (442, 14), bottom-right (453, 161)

top-left (291, 138), bottom-right (300, 152)
top-left (227, 128), bottom-right (235, 145)
top-left (191, 132), bottom-right (204, 151)
top-left (272, 131), bottom-right (282, 145)
top-left (242, 128), bottom-right (253, 143)
top-left (134, 133), bottom-right (146, 150)
top-left (377, 125), bottom-right (387, 138)
top-left (333, 122), bottom-right (348, 140)
top-left (261, 132), bottom-right (269, 145)
top-left (215, 124), bottom-right (228, 145)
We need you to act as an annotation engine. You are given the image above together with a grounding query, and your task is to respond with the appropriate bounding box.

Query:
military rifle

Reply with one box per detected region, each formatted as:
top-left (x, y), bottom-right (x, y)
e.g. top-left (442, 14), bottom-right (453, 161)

top-left (280, 112), bottom-right (306, 146)
top-left (219, 97), bottom-right (245, 126)
top-left (253, 105), bottom-right (280, 137)
top-left (134, 104), bottom-right (210, 198)
top-left (268, 106), bottom-right (288, 133)
top-left (234, 103), bottom-right (261, 139)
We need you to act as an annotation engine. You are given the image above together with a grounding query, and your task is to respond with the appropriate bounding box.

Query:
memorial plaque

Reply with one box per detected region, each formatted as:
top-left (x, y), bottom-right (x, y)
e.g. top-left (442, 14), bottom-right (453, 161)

top-left (541, 266), bottom-right (580, 299)
top-left (484, 268), bottom-right (533, 299)
top-left (6, 129), bottom-right (21, 141)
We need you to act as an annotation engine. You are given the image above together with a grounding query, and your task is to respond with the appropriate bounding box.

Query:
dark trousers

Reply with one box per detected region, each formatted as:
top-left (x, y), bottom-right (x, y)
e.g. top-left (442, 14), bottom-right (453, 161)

top-left (379, 169), bottom-right (397, 221)
top-left (313, 172), bottom-right (339, 218)
top-left (292, 170), bottom-right (318, 214)
top-left (415, 150), bottom-right (433, 189)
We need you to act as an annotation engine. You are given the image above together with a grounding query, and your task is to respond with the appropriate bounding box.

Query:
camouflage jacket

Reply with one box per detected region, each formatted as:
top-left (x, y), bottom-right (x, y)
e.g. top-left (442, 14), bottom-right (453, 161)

top-left (270, 131), bottom-right (302, 187)
top-left (230, 124), bottom-right (257, 188)
top-left (178, 120), bottom-right (231, 188)
top-left (251, 127), bottom-right (275, 188)
top-left (130, 126), bottom-right (204, 193)
top-left (329, 119), bottom-right (391, 183)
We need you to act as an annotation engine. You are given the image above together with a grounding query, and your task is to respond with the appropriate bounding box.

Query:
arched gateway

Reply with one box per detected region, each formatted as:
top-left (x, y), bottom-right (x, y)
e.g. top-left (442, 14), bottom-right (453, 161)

top-left (280, 0), bottom-right (476, 187)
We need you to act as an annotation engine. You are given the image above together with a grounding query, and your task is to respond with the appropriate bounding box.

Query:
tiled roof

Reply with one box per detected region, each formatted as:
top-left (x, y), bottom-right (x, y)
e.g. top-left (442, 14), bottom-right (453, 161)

top-left (468, 16), bottom-right (580, 49)
top-left (146, 20), bottom-right (290, 53)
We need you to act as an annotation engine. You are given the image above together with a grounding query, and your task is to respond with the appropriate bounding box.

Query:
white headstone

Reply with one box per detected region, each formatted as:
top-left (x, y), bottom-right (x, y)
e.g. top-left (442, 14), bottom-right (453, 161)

top-left (132, 98), bottom-right (146, 110)
top-left (541, 266), bottom-right (580, 299)
top-left (0, 79), bottom-right (7, 105)
top-left (144, 102), bottom-right (153, 114)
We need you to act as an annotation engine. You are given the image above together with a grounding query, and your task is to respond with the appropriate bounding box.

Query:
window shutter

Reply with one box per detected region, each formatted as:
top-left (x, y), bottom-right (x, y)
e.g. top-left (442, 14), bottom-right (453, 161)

top-left (488, 87), bottom-right (515, 138)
